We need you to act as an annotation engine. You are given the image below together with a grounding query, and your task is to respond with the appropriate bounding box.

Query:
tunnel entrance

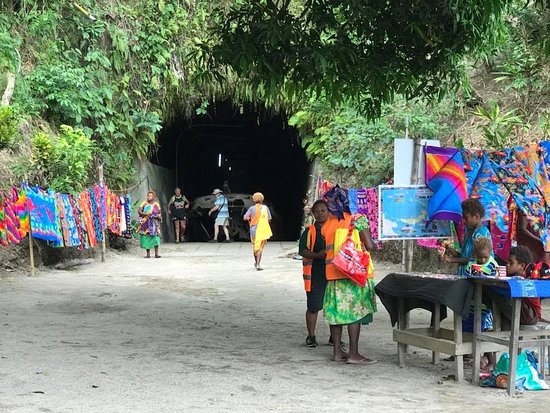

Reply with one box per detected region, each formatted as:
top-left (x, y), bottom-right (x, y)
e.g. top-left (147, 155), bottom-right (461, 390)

top-left (152, 101), bottom-right (310, 241)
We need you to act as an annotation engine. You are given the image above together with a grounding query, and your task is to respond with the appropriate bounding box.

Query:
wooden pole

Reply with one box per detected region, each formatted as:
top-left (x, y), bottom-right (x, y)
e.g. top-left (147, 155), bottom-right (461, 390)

top-left (98, 164), bottom-right (106, 263)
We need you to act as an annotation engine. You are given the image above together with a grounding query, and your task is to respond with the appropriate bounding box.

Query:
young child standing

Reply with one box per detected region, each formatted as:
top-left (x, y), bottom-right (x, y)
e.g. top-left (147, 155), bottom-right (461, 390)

top-left (465, 237), bottom-right (499, 276)
top-left (443, 198), bottom-right (493, 276)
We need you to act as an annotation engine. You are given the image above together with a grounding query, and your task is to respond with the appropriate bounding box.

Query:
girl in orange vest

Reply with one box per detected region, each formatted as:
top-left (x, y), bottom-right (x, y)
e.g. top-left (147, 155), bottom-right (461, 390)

top-left (299, 200), bottom-right (331, 348)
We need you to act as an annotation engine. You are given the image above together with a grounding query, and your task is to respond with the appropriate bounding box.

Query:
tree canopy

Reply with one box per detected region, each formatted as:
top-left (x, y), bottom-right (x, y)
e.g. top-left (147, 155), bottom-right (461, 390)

top-left (206, 0), bottom-right (513, 117)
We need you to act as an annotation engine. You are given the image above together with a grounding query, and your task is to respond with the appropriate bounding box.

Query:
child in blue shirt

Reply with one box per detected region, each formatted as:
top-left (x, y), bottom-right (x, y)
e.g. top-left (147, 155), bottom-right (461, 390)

top-left (442, 198), bottom-right (493, 276)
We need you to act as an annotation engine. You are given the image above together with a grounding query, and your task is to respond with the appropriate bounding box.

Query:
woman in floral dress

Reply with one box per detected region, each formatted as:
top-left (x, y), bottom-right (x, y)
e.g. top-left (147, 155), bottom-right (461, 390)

top-left (138, 191), bottom-right (162, 258)
top-left (322, 186), bottom-right (378, 365)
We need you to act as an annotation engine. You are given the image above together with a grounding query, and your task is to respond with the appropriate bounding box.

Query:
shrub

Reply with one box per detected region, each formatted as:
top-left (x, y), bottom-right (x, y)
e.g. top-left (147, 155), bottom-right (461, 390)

top-left (0, 105), bottom-right (18, 149)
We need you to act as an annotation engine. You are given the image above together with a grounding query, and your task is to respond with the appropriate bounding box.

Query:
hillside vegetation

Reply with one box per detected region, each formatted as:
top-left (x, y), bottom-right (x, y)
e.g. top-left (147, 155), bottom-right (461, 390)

top-left (1, 1), bottom-right (549, 190)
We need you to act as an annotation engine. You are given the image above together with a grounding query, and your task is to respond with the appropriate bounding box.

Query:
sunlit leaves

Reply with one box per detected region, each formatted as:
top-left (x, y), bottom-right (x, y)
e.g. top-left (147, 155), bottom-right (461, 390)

top-left (207, 0), bottom-right (513, 117)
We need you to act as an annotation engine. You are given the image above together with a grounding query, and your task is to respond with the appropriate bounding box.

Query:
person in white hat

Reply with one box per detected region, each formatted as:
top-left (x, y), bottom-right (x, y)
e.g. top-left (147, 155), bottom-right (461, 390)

top-left (208, 188), bottom-right (231, 242)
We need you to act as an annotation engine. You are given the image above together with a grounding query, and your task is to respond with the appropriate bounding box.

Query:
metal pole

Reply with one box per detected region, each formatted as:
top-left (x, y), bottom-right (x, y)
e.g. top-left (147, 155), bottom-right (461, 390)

top-left (404, 137), bottom-right (420, 273)
top-left (98, 164), bottom-right (106, 263)
top-left (401, 117), bottom-right (410, 272)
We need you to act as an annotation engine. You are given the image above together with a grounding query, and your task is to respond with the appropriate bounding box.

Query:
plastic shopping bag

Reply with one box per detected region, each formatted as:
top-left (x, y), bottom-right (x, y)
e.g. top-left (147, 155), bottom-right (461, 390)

top-left (482, 350), bottom-right (549, 391)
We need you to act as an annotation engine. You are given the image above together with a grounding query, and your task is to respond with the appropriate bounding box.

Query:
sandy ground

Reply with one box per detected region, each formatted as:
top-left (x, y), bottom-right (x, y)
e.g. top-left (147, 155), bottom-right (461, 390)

top-left (0, 241), bottom-right (549, 413)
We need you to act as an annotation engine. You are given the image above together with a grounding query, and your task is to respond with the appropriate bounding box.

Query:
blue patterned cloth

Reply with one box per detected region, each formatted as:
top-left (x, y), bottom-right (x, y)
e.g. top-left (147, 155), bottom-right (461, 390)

top-left (24, 184), bottom-right (62, 246)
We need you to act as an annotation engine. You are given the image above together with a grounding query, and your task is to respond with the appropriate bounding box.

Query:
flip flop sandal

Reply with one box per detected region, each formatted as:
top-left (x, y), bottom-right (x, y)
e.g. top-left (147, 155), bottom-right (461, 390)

top-left (346, 358), bottom-right (377, 366)
top-left (331, 357), bottom-right (347, 363)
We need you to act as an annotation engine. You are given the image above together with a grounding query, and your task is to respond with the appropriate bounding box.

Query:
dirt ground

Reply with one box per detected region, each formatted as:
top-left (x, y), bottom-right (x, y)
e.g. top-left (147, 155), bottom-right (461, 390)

top-left (0, 242), bottom-right (549, 412)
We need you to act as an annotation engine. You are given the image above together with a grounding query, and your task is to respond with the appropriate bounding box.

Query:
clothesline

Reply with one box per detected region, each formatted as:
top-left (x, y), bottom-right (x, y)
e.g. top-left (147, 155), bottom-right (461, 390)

top-left (0, 182), bottom-right (133, 250)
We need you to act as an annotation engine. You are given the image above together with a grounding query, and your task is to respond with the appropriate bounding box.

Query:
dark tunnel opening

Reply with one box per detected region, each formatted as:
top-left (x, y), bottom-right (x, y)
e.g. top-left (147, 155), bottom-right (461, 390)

top-left (151, 101), bottom-right (311, 241)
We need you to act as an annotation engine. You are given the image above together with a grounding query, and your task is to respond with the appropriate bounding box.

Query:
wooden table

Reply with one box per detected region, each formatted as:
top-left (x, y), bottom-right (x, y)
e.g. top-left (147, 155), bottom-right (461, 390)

top-left (376, 272), bottom-right (502, 382)
top-left (471, 277), bottom-right (550, 396)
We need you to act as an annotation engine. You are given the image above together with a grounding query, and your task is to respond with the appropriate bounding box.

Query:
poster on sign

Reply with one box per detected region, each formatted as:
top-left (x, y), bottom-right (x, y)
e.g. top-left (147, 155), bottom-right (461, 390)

top-left (378, 185), bottom-right (451, 240)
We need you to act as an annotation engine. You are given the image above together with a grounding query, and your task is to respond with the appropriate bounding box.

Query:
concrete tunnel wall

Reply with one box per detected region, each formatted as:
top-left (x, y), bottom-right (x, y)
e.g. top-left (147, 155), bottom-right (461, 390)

top-left (126, 158), bottom-right (176, 242)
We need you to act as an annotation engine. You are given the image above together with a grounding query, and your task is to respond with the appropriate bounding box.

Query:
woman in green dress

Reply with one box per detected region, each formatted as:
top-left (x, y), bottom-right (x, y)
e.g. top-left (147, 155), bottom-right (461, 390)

top-left (138, 191), bottom-right (162, 258)
top-left (322, 186), bottom-right (378, 365)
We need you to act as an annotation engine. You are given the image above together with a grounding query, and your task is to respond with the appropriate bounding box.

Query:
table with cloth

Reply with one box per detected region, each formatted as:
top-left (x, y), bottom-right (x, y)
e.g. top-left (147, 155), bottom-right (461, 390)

top-left (471, 277), bottom-right (550, 396)
top-left (375, 272), bottom-right (503, 381)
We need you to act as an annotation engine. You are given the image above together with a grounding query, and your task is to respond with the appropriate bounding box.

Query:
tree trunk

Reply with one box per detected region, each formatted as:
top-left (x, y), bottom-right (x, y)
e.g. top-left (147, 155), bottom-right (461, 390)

top-left (1, 72), bottom-right (15, 106)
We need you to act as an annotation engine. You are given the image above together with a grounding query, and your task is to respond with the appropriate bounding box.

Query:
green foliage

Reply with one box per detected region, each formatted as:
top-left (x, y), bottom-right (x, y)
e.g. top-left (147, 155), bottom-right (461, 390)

top-left (3, 0), bottom-right (549, 194)
top-left (540, 110), bottom-right (550, 138)
top-left (207, 0), bottom-right (512, 117)
top-left (473, 100), bottom-right (526, 148)
top-left (16, 126), bottom-right (96, 193)
top-left (26, 63), bottom-right (89, 124)
top-left (3, 0), bottom-right (205, 188)
top-left (0, 30), bottom-right (20, 73)
top-left (0, 105), bottom-right (18, 149)
top-left (289, 97), bottom-right (450, 187)
top-left (492, 6), bottom-right (550, 97)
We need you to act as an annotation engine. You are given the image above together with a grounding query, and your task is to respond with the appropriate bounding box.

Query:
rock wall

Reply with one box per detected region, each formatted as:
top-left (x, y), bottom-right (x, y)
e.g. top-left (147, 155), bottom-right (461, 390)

top-left (129, 158), bottom-right (176, 242)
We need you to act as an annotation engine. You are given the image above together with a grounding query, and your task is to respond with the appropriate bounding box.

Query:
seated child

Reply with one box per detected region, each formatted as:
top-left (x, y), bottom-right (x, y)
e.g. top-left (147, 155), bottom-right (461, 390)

top-left (465, 237), bottom-right (499, 276)
top-left (507, 246), bottom-right (543, 325)
top-left (443, 198), bottom-right (492, 276)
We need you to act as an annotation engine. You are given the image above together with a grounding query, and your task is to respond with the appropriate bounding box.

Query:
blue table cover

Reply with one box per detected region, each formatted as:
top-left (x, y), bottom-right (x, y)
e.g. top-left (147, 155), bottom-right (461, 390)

top-left (469, 276), bottom-right (550, 298)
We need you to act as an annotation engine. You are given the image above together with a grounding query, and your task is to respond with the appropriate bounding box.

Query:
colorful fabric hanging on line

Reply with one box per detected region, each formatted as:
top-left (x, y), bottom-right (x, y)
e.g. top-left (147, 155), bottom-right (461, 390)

top-left (69, 194), bottom-right (87, 249)
top-left (119, 196), bottom-right (128, 235)
top-left (93, 183), bottom-right (108, 230)
top-left (470, 152), bottom-right (510, 233)
top-left (4, 192), bottom-right (22, 245)
top-left (13, 187), bottom-right (29, 238)
top-left (107, 191), bottom-right (122, 235)
top-left (24, 185), bottom-right (63, 246)
top-left (348, 189), bottom-right (358, 214)
top-left (417, 239), bottom-right (439, 249)
top-left (78, 191), bottom-right (97, 247)
top-left (121, 195), bottom-right (133, 238)
top-left (317, 176), bottom-right (334, 199)
top-left (56, 194), bottom-right (82, 248)
top-left (490, 147), bottom-right (550, 252)
top-left (461, 148), bottom-right (483, 195)
top-left (89, 187), bottom-right (104, 242)
top-left (517, 143), bottom-right (550, 206)
top-left (425, 146), bottom-right (468, 223)
top-left (356, 187), bottom-right (381, 248)
top-left (539, 141), bottom-right (550, 192)
top-left (0, 194), bottom-right (8, 246)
